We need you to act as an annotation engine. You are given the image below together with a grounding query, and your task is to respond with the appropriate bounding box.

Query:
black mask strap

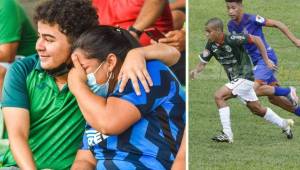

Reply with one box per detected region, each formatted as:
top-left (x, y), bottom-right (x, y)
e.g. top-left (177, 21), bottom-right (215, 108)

top-left (45, 63), bottom-right (73, 77)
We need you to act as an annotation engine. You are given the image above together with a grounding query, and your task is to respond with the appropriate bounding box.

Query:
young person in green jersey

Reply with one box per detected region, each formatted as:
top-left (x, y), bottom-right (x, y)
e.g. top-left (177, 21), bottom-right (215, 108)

top-left (1, 0), bottom-right (179, 169)
top-left (190, 18), bottom-right (293, 143)
top-left (0, 0), bottom-right (37, 98)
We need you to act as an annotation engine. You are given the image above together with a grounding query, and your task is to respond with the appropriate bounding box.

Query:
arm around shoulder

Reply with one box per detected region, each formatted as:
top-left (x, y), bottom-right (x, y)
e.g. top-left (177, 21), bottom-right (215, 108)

top-left (135, 43), bottom-right (181, 66)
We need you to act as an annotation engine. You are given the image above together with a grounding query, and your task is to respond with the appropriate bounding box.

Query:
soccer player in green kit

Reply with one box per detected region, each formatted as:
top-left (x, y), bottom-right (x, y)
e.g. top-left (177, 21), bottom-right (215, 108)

top-left (190, 18), bottom-right (293, 143)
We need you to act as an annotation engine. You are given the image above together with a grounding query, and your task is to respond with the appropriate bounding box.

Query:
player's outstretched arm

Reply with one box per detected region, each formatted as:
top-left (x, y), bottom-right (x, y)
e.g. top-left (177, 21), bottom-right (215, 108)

top-left (251, 35), bottom-right (277, 71)
top-left (265, 19), bottom-right (300, 48)
top-left (189, 62), bottom-right (206, 80)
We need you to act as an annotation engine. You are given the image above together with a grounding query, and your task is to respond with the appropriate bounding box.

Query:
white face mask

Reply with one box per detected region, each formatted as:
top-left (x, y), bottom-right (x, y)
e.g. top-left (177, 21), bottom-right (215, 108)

top-left (86, 62), bottom-right (110, 97)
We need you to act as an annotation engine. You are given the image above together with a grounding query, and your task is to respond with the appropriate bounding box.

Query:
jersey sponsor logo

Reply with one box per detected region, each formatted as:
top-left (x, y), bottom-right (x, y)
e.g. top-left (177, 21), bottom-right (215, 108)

top-left (224, 45), bottom-right (232, 52)
top-left (255, 15), bottom-right (265, 24)
top-left (85, 129), bottom-right (109, 146)
top-left (230, 35), bottom-right (246, 41)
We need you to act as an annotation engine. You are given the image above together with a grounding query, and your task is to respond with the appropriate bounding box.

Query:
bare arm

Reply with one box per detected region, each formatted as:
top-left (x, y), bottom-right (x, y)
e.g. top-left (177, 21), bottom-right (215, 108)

top-left (3, 107), bottom-right (36, 169)
top-left (171, 129), bottom-right (186, 170)
top-left (265, 19), bottom-right (300, 48)
top-left (71, 150), bottom-right (96, 170)
top-left (118, 43), bottom-right (180, 94)
top-left (130, 0), bottom-right (167, 38)
top-left (169, 0), bottom-right (185, 10)
top-left (134, 43), bottom-right (180, 66)
top-left (0, 42), bottom-right (19, 62)
top-left (189, 62), bottom-right (207, 80)
top-left (250, 35), bottom-right (277, 70)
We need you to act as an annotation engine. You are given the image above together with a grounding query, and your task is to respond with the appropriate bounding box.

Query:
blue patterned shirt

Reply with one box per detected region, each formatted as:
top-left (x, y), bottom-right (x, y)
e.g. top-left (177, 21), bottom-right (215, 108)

top-left (81, 60), bottom-right (186, 170)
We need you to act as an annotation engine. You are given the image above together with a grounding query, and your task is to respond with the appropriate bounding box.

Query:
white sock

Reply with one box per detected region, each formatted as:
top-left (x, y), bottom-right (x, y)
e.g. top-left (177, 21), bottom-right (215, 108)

top-left (219, 106), bottom-right (233, 138)
top-left (263, 107), bottom-right (285, 128)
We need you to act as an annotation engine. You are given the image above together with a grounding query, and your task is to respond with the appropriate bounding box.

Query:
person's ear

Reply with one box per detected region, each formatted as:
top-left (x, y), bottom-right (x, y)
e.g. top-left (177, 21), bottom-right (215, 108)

top-left (106, 53), bottom-right (118, 72)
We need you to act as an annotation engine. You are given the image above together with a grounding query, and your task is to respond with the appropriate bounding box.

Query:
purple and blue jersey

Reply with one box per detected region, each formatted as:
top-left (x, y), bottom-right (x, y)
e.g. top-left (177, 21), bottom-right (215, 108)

top-left (228, 13), bottom-right (278, 84)
top-left (228, 13), bottom-right (277, 65)
top-left (81, 60), bottom-right (186, 170)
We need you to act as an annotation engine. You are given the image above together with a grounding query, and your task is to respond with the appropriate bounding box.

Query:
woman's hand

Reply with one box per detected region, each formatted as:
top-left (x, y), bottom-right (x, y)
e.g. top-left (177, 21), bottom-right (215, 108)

top-left (68, 54), bottom-right (88, 95)
top-left (118, 48), bottom-right (153, 95)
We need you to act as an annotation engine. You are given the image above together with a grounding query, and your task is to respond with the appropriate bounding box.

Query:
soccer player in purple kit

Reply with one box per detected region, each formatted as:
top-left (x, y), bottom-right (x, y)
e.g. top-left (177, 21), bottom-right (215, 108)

top-left (225, 0), bottom-right (300, 116)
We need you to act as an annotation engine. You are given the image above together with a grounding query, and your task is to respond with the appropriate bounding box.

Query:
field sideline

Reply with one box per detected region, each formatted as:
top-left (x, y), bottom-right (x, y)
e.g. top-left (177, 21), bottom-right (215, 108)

top-left (189, 0), bottom-right (300, 169)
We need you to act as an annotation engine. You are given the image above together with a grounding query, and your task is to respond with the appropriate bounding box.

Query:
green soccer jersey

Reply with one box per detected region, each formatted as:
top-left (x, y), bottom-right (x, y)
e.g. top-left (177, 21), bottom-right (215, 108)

top-left (0, 0), bottom-right (37, 56)
top-left (199, 33), bottom-right (254, 81)
top-left (1, 55), bottom-right (85, 169)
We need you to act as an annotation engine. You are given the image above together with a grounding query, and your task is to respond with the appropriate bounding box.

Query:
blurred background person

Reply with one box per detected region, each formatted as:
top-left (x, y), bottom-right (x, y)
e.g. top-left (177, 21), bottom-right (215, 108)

top-left (0, 0), bottom-right (37, 99)
top-left (92, 0), bottom-right (173, 46)
top-left (169, 0), bottom-right (185, 30)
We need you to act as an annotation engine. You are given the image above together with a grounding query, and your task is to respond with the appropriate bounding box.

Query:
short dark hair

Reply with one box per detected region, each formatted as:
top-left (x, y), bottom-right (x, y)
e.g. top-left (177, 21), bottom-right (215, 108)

top-left (225, 0), bottom-right (243, 3)
top-left (73, 25), bottom-right (141, 63)
top-left (34, 0), bottom-right (99, 42)
top-left (205, 17), bottom-right (224, 32)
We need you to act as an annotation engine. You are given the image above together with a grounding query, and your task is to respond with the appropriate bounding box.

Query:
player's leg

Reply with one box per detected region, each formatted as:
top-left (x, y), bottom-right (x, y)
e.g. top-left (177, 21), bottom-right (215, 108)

top-left (246, 100), bottom-right (294, 139)
top-left (254, 82), bottom-right (295, 112)
top-left (253, 62), bottom-right (299, 114)
top-left (212, 85), bottom-right (235, 143)
top-left (229, 78), bottom-right (294, 139)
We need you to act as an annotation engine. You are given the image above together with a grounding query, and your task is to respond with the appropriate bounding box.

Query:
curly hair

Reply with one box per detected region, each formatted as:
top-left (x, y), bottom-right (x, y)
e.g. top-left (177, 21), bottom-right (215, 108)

top-left (34, 0), bottom-right (99, 42)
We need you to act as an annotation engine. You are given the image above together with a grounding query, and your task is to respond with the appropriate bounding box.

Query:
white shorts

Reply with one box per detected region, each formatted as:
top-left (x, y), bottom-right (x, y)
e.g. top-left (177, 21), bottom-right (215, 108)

top-left (225, 78), bottom-right (258, 103)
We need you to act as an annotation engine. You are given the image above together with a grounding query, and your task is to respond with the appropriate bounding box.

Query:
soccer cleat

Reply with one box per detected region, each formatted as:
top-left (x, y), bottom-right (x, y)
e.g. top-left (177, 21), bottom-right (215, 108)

top-left (212, 131), bottom-right (233, 143)
top-left (282, 119), bottom-right (294, 139)
top-left (286, 86), bottom-right (299, 108)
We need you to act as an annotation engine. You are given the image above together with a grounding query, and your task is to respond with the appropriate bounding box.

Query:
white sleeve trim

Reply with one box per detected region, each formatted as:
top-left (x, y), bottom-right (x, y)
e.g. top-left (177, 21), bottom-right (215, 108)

top-left (198, 54), bottom-right (208, 63)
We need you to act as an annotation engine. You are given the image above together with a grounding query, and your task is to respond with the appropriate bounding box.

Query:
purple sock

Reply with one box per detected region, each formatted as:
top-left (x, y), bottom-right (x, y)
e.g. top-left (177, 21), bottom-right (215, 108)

top-left (294, 106), bottom-right (300, 116)
top-left (274, 87), bottom-right (290, 96)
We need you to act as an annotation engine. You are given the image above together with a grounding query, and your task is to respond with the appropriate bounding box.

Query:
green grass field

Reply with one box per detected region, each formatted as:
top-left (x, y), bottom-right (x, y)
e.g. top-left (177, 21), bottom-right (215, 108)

top-left (189, 0), bottom-right (300, 169)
